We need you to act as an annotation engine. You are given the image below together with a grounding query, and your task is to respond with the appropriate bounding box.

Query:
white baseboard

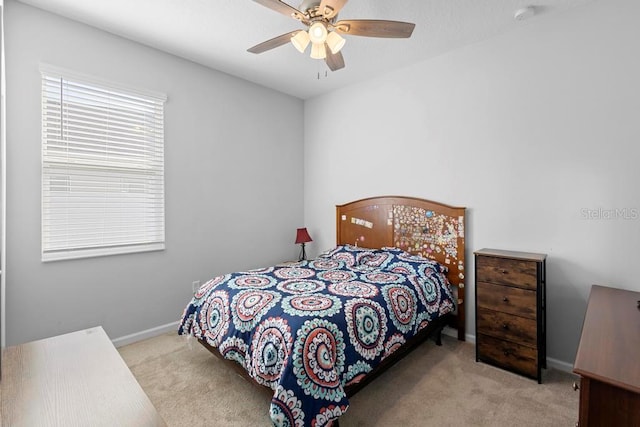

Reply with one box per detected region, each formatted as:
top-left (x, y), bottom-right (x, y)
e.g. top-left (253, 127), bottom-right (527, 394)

top-left (112, 321), bottom-right (179, 348)
top-left (546, 356), bottom-right (575, 373)
top-left (442, 326), bottom-right (476, 343)
top-left (113, 322), bottom-right (578, 373)
top-left (443, 327), bottom-right (575, 373)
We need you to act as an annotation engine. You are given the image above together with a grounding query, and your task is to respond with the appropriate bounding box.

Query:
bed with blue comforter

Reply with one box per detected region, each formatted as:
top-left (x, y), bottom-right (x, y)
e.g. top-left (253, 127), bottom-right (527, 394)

top-left (179, 245), bottom-right (455, 426)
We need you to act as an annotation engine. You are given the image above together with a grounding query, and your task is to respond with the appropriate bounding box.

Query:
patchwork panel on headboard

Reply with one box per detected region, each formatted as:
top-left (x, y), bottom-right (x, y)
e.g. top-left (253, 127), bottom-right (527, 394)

top-left (392, 205), bottom-right (465, 286)
top-left (336, 196), bottom-right (466, 340)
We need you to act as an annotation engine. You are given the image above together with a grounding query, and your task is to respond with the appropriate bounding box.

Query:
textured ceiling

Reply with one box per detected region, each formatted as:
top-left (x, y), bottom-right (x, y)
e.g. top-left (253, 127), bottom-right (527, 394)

top-left (17, 0), bottom-right (596, 99)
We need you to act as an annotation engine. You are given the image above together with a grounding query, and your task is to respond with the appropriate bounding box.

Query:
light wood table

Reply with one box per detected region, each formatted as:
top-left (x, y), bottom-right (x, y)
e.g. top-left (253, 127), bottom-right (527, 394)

top-left (1, 326), bottom-right (166, 427)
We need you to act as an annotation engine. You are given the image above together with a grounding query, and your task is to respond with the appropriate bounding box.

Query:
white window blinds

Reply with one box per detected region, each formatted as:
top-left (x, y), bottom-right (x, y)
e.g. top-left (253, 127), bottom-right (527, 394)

top-left (41, 67), bottom-right (166, 261)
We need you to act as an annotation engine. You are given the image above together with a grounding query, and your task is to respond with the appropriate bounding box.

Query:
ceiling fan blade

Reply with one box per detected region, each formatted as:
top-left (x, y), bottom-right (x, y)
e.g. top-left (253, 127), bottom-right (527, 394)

top-left (319, 0), bottom-right (348, 19)
top-left (334, 19), bottom-right (415, 38)
top-left (252, 0), bottom-right (308, 23)
top-left (248, 31), bottom-right (300, 54)
top-left (325, 48), bottom-right (345, 71)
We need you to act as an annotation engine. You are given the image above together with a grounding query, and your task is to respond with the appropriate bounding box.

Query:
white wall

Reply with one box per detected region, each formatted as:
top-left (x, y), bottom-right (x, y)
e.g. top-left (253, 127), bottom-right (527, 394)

top-left (4, 0), bottom-right (304, 346)
top-left (304, 0), bottom-right (640, 365)
top-left (1, 0), bottom-right (5, 349)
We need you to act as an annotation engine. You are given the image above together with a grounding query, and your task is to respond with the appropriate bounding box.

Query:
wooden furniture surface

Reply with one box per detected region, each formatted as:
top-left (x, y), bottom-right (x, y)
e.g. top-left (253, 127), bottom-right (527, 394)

top-left (573, 285), bottom-right (640, 426)
top-left (475, 248), bottom-right (547, 383)
top-left (1, 326), bottom-right (166, 427)
top-left (336, 195), bottom-right (466, 340)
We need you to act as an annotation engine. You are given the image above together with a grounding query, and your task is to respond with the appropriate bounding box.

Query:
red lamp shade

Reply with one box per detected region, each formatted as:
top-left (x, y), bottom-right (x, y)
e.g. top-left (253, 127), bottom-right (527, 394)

top-left (295, 228), bottom-right (313, 244)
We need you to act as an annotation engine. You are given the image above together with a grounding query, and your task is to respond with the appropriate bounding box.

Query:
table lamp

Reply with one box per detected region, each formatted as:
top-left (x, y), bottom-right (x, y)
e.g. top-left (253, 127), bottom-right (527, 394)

top-left (295, 228), bottom-right (312, 261)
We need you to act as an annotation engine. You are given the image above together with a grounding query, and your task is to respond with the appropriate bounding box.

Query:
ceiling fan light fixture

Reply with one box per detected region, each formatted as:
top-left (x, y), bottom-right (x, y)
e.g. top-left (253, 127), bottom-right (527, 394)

top-left (326, 31), bottom-right (346, 54)
top-left (308, 22), bottom-right (328, 44)
top-left (310, 42), bottom-right (326, 59)
top-left (291, 30), bottom-right (310, 53)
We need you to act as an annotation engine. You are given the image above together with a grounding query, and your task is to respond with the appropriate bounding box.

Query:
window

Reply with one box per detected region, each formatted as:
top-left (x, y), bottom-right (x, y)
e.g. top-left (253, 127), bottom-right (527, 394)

top-left (41, 66), bottom-right (166, 261)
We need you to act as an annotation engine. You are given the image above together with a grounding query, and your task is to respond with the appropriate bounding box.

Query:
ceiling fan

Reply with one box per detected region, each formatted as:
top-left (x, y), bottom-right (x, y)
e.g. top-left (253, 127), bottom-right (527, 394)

top-left (247, 0), bottom-right (416, 71)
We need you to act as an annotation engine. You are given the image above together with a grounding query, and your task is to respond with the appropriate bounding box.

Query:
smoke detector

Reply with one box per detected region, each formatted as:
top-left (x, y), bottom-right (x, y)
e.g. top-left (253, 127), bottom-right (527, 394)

top-left (514, 6), bottom-right (535, 21)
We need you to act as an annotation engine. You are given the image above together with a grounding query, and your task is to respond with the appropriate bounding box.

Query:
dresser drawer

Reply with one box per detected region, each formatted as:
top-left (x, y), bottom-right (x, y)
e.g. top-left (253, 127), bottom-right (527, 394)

top-left (477, 333), bottom-right (537, 378)
top-left (476, 256), bottom-right (538, 290)
top-left (477, 307), bottom-right (537, 347)
top-left (477, 282), bottom-right (537, 319)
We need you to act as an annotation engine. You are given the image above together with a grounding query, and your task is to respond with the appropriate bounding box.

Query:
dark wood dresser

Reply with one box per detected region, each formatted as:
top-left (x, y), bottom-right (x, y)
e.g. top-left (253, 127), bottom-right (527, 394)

top-left (573, 285), bottom-right (640, 426)
top-left (474, 248), bottom-right (547, 383)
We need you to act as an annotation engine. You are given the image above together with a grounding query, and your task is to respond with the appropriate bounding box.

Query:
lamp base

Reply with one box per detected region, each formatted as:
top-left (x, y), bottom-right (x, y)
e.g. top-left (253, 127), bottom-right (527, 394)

top-left (298, 243), bottom-right (307, 261)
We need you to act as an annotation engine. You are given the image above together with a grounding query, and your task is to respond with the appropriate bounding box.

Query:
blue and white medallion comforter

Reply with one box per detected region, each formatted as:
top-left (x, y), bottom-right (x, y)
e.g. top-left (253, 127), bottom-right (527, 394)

top-left (178, 246), bottom-right (455, 427)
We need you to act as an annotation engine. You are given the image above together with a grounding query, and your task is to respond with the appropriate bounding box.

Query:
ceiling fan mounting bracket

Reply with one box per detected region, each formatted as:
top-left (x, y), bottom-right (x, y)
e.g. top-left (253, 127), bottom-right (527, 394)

top-left (304, 7), bottom-right (330, 22)
top-left (296, 1), bottom-right (338, 23)
top-left (299, 0), bottom-right (321, 14)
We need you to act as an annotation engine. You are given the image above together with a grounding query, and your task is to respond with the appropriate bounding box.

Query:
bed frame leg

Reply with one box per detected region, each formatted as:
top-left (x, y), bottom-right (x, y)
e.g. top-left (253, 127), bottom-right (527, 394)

top-left (434, 327), bottom-right (443, 346)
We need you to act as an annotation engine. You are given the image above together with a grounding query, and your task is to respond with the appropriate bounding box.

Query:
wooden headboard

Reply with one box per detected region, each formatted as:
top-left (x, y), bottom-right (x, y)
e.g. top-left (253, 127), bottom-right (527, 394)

top-left (336, 196), bottom-right (466, 341)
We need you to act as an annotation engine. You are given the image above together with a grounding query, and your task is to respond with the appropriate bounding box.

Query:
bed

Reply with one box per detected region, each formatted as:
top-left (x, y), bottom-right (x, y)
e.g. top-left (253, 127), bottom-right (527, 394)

top-left (178, 196), bottom-right (466, 426)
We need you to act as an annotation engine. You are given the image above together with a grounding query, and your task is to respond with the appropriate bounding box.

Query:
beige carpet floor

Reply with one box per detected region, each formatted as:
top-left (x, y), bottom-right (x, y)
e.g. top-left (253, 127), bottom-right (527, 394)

top-left (118, 333), bottom-right (579, 426)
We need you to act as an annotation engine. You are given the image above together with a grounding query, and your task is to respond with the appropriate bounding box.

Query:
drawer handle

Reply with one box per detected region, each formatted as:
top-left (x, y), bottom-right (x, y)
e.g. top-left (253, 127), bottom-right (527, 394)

top-left (500, 269), bottom-right (508, 275)
top-left (572, 381), bottom-right (580, 391)
top-left (502, 323), bottom-right (509, 330)
top-left (503, 350), bottom-right (510, 357)
top-left (502, 296), bottom-right (509, 303)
